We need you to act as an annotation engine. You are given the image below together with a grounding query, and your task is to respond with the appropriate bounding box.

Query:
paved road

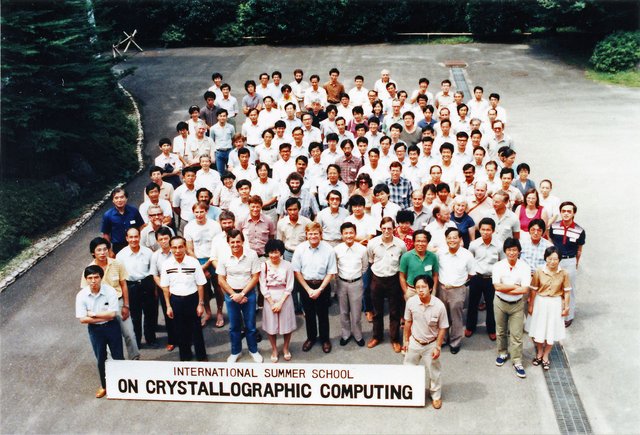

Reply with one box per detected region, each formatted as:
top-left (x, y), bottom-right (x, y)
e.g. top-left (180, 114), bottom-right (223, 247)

top-left (1, 43), bottom-right (638, 434)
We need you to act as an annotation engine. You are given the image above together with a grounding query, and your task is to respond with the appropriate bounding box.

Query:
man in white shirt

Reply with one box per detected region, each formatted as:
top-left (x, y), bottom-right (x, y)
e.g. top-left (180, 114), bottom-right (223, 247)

top-left (492, 237), bottom-right (531, 378)
top-left (436, 228), bottom-right (475, 355)
top-left (256, 72), bottom-right (273, 100)
top-left (301, 112), bottom-right (322, 147)
top-left (334, 222), bottom-right (368, 347)
top-left (303, 74), bottom-right (328, 110)
top-left (172, 167), bottom-right (198, 233)
top-left (231, 148), bottom-right (258, 183)
top-left (289, 68), bottom-right (309, 107)
top-left (217, 83), bottom-right (239, 128)
top-left (257, 96), bottom-right (282, 130)
top-left (348, 75), bottom-right (369, 107)
top-left (374, 69), bottom-right (396, 101)
top-left (467, 86), bottom-right (490, 120)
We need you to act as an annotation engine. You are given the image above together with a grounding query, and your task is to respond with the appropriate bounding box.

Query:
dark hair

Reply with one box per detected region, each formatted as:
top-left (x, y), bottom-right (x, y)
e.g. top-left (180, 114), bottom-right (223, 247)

top-left (559, 201), bottom-right (577, 213)
top-left (543, 246), bottom-right (561, 261)
top-left (439, 142), bottom-right (454, 153)
top-left (444, 227), bottom-right (460, 238)
top-left (284, 197), bottom-right (301, 210)
top-left (219, 210), bottom-right (235, 222)
top-left (279, 142), bottom-right (292, 151)
top-left (413, 274), bottom-right (434, 289)
top-left (84, 265), bottom-right (104, 279)
top-left (221, 171), bottom-right (236, 181)
top-left (226, 229), bottom-right (244, 242)
top-left (407, 145), bottom-right (420, 155)
top-left (182, 166), bottom-right (197, 176)
top-left (528, 218), bottom-right (546, 233)
top-left (236, 179), bottom-right (252, 190)
top-left (436, 182), bottom-right (450, 193)
top-left (156, 227), bottom-right (173, 239)
top-left (308, 142), bottom-right (323, 153)
top-left (355, 173), bottom-right (372, 188)
top-left (110, 187), bottom-right (127, 200)
top-left (516, 163), bottom-right (531, 174)
top-left (325, 133), bottom-right (339, 142)
top-left (204, 90), bottom-right (216, 100)
top-left (145, 182), bottom-right (160, 195)
top-left (340, 222), bottom-right (357, 233)
top-left (349, 194), bottom-right (366, 207)
top-left (264, 239), bottom-right (285, 256)
top-left (502, 237), bottom-right (522, 253)
top-left (89, 236), bottom-right (110, 254)
top-left (149, 165), bottom-right (164, 176)
top-left (244, 80), bottom-right (256, 91)
top-left (176, 121), bottom-right (188, 132)
top-left (396, 210), bottom-right (414, 224)
top-left (326, 189), bottom-right (342, 201)
top-left (237, 147), bottom-right (250, 157)
top-left (373, 183), bottom-right (390, 195)
top-left (196, 187), bottom-right (212, 199)
top-left (412, 229), bottom-right (431, 243)
top-left (478, 217), bottom-right (496, 230)
top-left (340, 139), bottom-right (354, 150)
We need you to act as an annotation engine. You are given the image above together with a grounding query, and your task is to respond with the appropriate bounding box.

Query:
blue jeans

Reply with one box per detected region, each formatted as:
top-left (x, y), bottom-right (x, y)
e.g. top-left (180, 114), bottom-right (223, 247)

top-left (225, 289), bottom-right (258, 355)
top-left (88, 320), bottom-right (124, 388)
top-left (215, 149), bottom-right (231, 174)
top-left (362, 266), bottom-right (373, 312)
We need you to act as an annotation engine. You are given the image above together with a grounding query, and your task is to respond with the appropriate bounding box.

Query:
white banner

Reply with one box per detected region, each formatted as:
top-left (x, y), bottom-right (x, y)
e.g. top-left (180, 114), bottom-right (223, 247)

top-left (106, 360), bottom-right (425, 407)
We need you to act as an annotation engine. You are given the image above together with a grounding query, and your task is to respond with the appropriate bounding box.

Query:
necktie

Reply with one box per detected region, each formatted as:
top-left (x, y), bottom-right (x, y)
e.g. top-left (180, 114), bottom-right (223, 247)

top-left (361, 155), bottom-right (365, 165)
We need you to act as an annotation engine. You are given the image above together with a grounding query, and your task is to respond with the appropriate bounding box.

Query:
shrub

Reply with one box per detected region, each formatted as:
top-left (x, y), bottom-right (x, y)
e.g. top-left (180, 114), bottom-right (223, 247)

top-left (590, 31), bottom-right (640, 73)
top-left (160, 24), bottom-right (186, 47)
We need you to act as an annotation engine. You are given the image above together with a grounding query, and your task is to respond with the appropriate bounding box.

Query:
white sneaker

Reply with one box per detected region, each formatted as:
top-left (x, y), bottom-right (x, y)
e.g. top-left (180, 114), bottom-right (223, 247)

top-left (250, 352), bottom-right (263, 363)
top-left (227, 353), bottom-right (241, 363)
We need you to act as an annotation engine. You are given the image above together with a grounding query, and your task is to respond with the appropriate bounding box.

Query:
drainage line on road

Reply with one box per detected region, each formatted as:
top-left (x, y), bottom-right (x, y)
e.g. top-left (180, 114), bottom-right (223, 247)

top-left (447, 62), bottom-right (593, 435)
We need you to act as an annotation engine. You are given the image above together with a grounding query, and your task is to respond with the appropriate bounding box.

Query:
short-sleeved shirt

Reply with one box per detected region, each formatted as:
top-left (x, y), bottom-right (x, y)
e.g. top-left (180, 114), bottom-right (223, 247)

top-left (410, 207), bottom-right (432, 231)
top-left (216, 249), bottom-right (261, 290)
top-left (316, 180), bottom-right (349, 208)
top-left (385, 177), bottom-right (413, 210)
top-left (486, 210), bottom-right (520, 246)
top-left (316, 207), bottom-right (350, 242)
top-left (468, 238), bottom-right (504, 275)
top-left (100, 205), bottom-right (144, 245)
top-left (399, 250), bottom-right (439, 287)
top-left (520, 238), bottom-right (553, 272)
top-left (277, 215), bottom-right (312, 252)
top-left (236, 214), bottom-right (276, 256)
top-left (116, 246), bottom-right (153, 281)
top-left (291, 241), bottom-right (337, 281)
top-left (492, 259), bottom-right (531, 302)
top-left (335, 154), bottom-right (363, 185)
top-left (81, 258), bottom-right (128, 298)
top-left (368, 236), bottom-right (407, 278)
top-left (404, 295), bottom-right (449, 342)
top-left (140, 225), bottom-right (175, 252)
top-left (530, 267), bottom-right (571, 298)
top-left (150, 250), bottom-right (172, 277)
top-left (437, 248), bottom-right (475, 287)
top-left (172, 184), bottom-right (198, 221)
top-left (344, 214), bottom-right (377, 240)
top-left (549, 221), bottom-right (586, 258)
top-left (334, 242), bottom-right (368, 280)
top-left (160, 255), bottom-right (207, 296)
top-left (76, 284), bottom-right (119, 324)
top-left (184, 219), bottom-right (222, 259)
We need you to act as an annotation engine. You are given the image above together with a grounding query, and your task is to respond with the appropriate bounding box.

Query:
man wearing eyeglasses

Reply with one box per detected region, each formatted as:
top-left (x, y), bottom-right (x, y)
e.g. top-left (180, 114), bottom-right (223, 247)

top-left (487, 120), bottom-right (515, 161)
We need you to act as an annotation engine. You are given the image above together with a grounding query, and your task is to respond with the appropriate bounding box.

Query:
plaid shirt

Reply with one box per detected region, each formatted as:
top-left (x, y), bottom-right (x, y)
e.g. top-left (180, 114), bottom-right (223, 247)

top-left (385, 177), bottom-right (413, 210)
top-left (277, 188), bottom-right (319, 220)
top-left (520, 237), bottom-right (553, 272)
top-left (335, 154), bottom-right (363, 184)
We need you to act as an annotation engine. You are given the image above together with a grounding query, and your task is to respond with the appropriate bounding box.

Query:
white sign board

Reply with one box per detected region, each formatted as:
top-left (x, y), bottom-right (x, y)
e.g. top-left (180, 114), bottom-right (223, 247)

top-left (106, 360), bottom-right (425, 407)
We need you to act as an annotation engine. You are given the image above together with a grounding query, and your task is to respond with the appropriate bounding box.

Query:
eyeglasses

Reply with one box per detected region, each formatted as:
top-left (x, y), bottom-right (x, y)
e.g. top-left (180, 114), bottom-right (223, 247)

top-left (381, 227), bottom-right (394, 231)
top-left (148, 213), bottom-right (163, 217)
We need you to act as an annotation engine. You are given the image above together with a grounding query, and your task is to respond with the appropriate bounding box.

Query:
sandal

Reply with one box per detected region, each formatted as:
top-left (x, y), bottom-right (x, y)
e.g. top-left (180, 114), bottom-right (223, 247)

top-left (532, 357), bottom-right (542, 366)
top-left (542, 360), bottom-right (551, 370)
top-left (283, 351), bottom-right (292, 361)
top-left (270, 354), bottom-right (279, 363)
top-left (215, 313), bottom-right (225, 328)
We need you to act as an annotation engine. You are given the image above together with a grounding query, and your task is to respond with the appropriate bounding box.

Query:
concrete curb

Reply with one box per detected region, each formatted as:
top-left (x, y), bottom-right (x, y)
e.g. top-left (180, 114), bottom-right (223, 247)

top-left (0, 83), bottom-right (145, 293)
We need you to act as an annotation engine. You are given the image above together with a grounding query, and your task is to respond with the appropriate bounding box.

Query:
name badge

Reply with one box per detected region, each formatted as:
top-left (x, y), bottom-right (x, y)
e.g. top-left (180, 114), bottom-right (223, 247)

top-left (351, 168), bottom-right (357, 172)
top-left (424, 265), bottom-right (432, 272)
top-left (130, 220), bottom-right (137, 225)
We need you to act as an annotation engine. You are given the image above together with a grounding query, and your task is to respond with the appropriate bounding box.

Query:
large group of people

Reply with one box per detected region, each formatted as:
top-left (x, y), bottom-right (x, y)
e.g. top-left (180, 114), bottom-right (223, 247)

top-left (76, 67), bottom-right (586, 408)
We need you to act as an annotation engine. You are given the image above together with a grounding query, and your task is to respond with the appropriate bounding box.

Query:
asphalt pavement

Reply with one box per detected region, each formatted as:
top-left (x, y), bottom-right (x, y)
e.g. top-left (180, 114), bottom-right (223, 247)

top-left (1, 43), bottom-right (639, 434)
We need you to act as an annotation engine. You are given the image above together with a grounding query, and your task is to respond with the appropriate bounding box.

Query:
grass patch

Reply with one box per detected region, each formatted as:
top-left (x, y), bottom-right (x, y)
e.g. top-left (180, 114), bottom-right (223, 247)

top-left (397, 35), bottom-right (474, 45)
top-left (585, 69), bottom-right (640, 87)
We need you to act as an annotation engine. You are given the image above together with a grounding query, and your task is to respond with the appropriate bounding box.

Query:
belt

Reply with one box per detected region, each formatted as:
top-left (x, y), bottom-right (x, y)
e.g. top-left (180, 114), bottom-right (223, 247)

top-left (306, 280), bottom-right (324, 286)
top-left (412, 335), bottom-right (437, 346)
top-left (233, 288), bottom-right (253, 293)
top-left (127, 277), bottom-right (149, 285)
top-left (217, 148), bottom-right (232, 152)
top-left (496, 296), bottom-right (522, 304)
top-left (441, 283), bottom-right (466, 289)
top-left (477, 274), bottom-right (492, 279)
top-left (263, 203), bottom-right (277, 211)
top-left (246, 144), bottom-right (258, 148)
top-left (561, 255), bottom-right (576, 259)
top-left (285, 248), bottom-right (294, 253)
top-left (339, 276), bottom-right (362, 283)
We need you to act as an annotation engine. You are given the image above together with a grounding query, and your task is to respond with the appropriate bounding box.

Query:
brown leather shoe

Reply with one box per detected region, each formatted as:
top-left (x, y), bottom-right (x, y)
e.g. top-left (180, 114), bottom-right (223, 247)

top-left (488, 333), bottom-right (496, 341)
top-left (95, 388), bottom-right (107, 399)
top-left (322, 341), bottom-right (332, 353)
top-left (464, 329), bottom-right (473, 337)
top-left (302, 339), bottom-right (315, 352)
top-left (432, 399), bottom-right (442, 409)
top-left (391, 342), bottom-right (402, 353)
top-left (367, 338), bottom-right (380, 349)
top-left (166, 344), bottom-right (175, 351)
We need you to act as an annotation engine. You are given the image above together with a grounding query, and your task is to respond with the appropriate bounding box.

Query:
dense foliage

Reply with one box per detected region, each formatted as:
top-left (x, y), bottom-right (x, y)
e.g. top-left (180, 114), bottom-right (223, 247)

top-left (93, 0), bottom-right (638, 46)
top-left (1, 0), bottom-right (138, 264)
top-left (590, 31), bottom-right (640, 73)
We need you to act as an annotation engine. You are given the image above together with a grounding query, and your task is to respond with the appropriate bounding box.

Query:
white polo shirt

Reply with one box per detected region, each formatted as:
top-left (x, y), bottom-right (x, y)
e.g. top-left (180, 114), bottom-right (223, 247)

top-left (334, 242), bottom-right (368, 281)
top-left (217, 249), bottom-right (261, 290)
top-left (492, 259), bottom-right (531, 302)
top-left (160, 255), bottom-right (207, 296)
top-left (116, 245), bottom-right (153, 281)
top-left (437, 247), bottom-right (475, 287)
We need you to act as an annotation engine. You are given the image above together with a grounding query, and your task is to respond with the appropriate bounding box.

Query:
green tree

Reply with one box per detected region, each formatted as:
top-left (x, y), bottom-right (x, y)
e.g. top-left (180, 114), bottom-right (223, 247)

top-left (1, 0), bottom-right (137, 182)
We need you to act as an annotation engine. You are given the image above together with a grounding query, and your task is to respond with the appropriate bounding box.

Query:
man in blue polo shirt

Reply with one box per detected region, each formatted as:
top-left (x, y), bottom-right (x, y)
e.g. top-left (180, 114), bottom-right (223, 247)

top-left (549, 201), bottom-right (585, 328)
top-left (101, 187), bottom-right (144, 255)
